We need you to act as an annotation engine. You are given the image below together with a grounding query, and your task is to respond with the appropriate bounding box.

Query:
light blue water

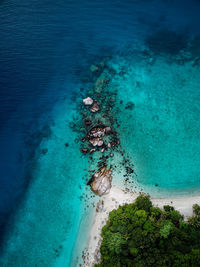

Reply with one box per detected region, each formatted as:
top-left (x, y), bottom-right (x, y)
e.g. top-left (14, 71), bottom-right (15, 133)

top-left (0, 0), bottom-right (200, 266)
top-left (110, 54), bottom-right (200, 196)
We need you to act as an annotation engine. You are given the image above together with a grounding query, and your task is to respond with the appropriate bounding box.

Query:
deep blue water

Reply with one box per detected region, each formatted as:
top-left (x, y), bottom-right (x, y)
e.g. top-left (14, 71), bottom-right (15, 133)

top-left (0, 0), bottom-right (200, 263)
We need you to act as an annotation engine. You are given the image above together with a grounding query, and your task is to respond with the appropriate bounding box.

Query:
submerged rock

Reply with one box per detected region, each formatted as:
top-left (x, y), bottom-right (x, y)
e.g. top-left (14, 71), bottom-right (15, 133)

top-left (90, 64), bottom-right (99, 73)
top-left (90, 167), bottom-right (112, 196)
top-left (89, 127), bottom-right (105, 138)
top-left (84, 118), bottom-right (92, 126)
top-left (94, 72), bottom-right (109, 93)
top-left (89, 148), bottom-right (96, 154)
top-left (83, 97), bottom-right (93, 105)
top-left (105, 126), bottom-right (111, 134)
top-left (90, 103), bottom-right (100, 113)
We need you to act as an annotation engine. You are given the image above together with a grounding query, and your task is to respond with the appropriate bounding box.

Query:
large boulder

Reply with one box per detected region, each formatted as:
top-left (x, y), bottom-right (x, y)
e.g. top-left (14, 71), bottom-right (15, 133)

top-left (90, 167), bottom-right (112, 196)
top-left (83, 97), bottom-right (93, 105)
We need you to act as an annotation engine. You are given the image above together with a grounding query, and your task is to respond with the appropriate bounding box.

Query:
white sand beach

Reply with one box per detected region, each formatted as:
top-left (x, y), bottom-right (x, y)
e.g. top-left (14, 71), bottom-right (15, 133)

top-left (84, 186), bottom-right (200, 267)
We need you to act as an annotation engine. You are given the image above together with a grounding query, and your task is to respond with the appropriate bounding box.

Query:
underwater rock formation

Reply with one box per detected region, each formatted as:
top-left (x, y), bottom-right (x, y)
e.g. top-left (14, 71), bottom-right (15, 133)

top-left (90, 103), bottom-right (100, 113)
top-left (88, 125), bottom-right (111, 138)
top-left (89, 137), bottom-right (104, 147)
top-left (90, 167), bottom-right (112, 196)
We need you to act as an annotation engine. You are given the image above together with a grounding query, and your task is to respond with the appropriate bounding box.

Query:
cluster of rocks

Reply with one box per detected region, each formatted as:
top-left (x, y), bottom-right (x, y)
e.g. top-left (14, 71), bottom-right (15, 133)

top-left (81, 94), bottom-right (118, 158)
top-left (81, 123), bottom-right (112, 153)
top-left (69, 63), bottom-right (135, 197)
top-left (81, 95), bottom-right (115, 196)
top-left (83, 97), bottom-right (100, 113)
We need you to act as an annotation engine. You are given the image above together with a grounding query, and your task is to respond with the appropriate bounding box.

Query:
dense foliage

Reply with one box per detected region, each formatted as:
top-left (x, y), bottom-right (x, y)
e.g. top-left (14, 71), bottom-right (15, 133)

top-left (95, 195), bottom-right (200, 267)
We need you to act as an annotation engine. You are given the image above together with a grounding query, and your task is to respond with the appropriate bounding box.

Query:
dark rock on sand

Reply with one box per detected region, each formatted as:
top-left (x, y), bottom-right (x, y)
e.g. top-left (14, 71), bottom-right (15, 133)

top-left (90, 148), bottom-right (96, 154)
top-left (96, 200), bottom-right (104, 212)
top-left (90, 64), bottom-right (99, 73)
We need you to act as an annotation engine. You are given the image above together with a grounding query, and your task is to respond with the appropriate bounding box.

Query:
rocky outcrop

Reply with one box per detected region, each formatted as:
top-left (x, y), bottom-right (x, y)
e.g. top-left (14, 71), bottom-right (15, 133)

top-left (80, 114), bottom-right (113, 152)
top-left (90, 103), bottom-right (100, 113)
top-left (70, 64), bottom-right (135, 199)
top-left (89, 127), bottom-right (105, 138)
top-left (90, 64), bottom-right (99, 73)
top-left (89, 137), bottom-right (104, 147)
top-left (90, 167), bottom-right (112, 196)
top-left (88, 125), bottom-right (111, 138)
top-left (83, 97), bottom-right (93, 105)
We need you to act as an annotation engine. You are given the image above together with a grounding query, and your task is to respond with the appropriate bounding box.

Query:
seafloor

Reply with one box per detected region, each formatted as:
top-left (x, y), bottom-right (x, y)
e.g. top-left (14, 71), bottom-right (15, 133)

top-left (1, 40), bottom-right (200, 266)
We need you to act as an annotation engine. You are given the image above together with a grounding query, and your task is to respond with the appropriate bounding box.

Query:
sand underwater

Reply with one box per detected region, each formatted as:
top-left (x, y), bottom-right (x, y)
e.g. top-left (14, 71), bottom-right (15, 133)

top-left (0, 1), bottom-right (200, 267)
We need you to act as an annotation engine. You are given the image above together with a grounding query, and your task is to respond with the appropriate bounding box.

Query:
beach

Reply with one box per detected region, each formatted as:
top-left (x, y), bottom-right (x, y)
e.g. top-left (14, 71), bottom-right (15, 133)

top-left (85, 185), bottom-right (200, 267)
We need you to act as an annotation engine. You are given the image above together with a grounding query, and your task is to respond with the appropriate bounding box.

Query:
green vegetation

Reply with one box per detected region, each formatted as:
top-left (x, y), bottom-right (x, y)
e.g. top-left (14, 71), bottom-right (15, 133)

top-left (95, 195), bottom-right (200, 267)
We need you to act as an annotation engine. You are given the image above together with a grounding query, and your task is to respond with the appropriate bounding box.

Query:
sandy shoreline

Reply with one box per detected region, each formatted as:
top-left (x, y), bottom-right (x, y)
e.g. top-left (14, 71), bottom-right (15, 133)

top-left (84, 186), bottom-right (200, 267)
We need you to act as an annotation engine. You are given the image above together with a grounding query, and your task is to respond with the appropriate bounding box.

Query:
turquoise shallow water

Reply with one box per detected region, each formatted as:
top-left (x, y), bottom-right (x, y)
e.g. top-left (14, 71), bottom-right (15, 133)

top-left (110, 53), bottom-right (200, 196)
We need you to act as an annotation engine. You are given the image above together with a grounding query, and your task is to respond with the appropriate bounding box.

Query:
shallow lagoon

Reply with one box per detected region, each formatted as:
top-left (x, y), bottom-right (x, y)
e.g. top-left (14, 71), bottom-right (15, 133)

top-left (112, 53), bottom-right (200, 196)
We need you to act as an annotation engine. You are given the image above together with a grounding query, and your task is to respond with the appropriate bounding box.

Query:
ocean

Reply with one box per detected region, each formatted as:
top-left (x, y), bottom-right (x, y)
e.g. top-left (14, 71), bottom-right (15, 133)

top-left (0, 0), bottom-right (200, 266)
